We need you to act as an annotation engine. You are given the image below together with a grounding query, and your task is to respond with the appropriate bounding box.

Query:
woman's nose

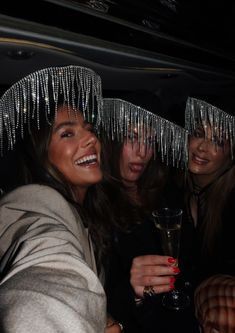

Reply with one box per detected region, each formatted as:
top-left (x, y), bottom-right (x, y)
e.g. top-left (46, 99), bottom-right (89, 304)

top-left (80, 130), bottom-right (97, 147)
top-left (137, 143), bottom-right (147, 157)
top-left (197, 138), bottom-right (208, 151)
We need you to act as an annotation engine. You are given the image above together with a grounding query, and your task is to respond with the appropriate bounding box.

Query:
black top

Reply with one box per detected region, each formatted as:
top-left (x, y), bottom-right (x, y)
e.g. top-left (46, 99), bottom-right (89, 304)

top-left (189, 185), bottom-right (235, 283)
top-left (105, 214), bottom-right (199, 333)
top-left (104, 179), bottom-right (199, 333)
top-left (105, 175), bottom-right (235, 333)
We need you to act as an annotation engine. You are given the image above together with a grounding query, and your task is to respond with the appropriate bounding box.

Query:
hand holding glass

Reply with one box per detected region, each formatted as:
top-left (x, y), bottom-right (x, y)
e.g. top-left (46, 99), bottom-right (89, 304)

top-left (152, 208), bottom-right (190, 310)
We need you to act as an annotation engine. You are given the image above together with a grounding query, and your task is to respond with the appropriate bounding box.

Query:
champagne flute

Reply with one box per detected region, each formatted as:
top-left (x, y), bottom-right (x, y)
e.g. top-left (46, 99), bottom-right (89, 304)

top-left (152, 208), bottom-right (190, 310)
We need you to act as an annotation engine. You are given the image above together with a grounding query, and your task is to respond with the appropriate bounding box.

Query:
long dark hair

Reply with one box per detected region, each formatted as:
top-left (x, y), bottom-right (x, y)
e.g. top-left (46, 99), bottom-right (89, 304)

top-left (101, 137), bottom-right (168, 231)
top-left (2, 101), bottom-right (110, 269)
top-left (185, 134), bottom-right (235, 258)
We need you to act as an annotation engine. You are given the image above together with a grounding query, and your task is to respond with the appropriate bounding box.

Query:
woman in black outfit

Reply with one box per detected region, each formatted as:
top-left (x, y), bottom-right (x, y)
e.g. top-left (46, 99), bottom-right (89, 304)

top-left (185, 97), bottom-right (235, 333)
top-left (131, 97), bottom-right (235, 333)
top-left (100, 96), bottom-right (197, 332)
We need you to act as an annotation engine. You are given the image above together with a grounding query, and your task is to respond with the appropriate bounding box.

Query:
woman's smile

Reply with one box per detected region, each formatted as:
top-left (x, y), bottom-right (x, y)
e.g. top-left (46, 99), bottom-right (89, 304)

top-left (48, 105), bottom-right (102, 203)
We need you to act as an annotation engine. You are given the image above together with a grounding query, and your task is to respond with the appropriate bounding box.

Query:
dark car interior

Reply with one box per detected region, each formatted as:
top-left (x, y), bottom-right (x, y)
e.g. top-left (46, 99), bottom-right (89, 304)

top-left (1, 0), bottom-right (235, 190)
top-left (1, 0), bottom-right (235, 122)
top-left (0, 2), bottom-right (235, 333)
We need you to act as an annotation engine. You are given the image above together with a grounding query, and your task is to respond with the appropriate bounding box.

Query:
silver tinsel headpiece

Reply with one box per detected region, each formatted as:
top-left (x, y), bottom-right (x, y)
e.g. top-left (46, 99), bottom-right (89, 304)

top-left (0, 65), bottom-right (103, 155)
top-left (100, 98), bottom-right (188, 168)
top-left (185, 97), bottom-right (235, 158)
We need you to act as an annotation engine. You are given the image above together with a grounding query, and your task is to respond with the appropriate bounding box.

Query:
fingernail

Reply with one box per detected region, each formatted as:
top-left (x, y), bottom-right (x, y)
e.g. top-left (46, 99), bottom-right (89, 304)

top-left (170, 277), bottom-right (176, 283)
top-left (169, 284), bottom-right (175, 290)
top-left (168, 257), bottom-right (176, 264)
top-left (172, 267), bottom-right (180, 273)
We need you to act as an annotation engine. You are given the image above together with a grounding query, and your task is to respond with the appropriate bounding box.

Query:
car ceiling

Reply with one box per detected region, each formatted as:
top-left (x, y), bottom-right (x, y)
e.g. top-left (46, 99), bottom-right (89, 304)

top-left (0, 0), bottom-right (235, 117)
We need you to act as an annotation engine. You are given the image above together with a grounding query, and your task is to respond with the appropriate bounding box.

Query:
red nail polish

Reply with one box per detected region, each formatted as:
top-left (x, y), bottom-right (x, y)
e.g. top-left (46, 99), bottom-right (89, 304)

top-left (172, 267), bottom-right (180, 273)
top-left (168, 257), bottom-right (176, 264)
top-left (170, 277), bottom-right (176, 283)
top-left (169, 284), bottom-right (175, 290)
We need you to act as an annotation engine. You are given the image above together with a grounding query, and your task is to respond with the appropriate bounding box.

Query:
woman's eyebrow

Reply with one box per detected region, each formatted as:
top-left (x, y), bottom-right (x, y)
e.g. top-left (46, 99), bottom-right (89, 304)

top-left (53, 120), bottom-right (77, 133)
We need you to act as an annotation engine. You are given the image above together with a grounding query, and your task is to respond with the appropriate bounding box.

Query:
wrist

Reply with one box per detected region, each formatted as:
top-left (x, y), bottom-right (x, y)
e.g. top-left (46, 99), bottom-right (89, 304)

top-left (106, 320), bottom-right (124, 331)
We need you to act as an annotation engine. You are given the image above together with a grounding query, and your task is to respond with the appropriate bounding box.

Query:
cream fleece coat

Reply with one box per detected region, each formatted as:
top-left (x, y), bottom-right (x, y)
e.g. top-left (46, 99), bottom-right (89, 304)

top-left (0, 184), bottom-right (106, 332)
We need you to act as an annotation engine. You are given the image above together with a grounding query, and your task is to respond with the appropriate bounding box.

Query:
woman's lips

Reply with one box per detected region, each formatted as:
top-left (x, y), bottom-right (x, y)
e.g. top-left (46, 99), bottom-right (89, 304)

top-left (192, 153), bottom-right (209, 165)
top-left (129, 163), bottom-right (145, 172)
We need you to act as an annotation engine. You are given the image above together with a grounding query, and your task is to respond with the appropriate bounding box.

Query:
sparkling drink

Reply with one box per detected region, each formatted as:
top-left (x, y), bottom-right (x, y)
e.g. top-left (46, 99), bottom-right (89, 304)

top-left (152, 208), bottom-right (190, 310)
top-left (154, 223), bottom-right (181, 262)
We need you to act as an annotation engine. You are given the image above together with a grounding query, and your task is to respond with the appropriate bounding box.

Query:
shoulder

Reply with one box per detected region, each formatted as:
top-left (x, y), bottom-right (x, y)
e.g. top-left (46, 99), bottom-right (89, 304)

top-left (1, 184), bottom-right (70, 210)
top-left (1, 184), bottom-right (65, 202)
top-left (0, 184), bottom-right (81, 232)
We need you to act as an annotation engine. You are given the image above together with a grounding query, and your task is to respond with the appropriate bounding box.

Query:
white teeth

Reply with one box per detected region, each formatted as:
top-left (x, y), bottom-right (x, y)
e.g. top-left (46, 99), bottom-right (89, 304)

top-left (193, 155), bottom-right (208, 163)
top-left (75, 154), bottom-right (97, 165)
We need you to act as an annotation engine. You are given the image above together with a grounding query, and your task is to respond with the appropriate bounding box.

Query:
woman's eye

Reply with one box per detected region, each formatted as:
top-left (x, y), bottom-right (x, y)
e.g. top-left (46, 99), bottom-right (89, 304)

top-left (213, 136), bottom-right (225, 147)
top-left (127, 134), bottom-right (138, 141)
top-left (193, 129), bottom-right (204, 138)
top-left (60, 131), bottom-right (74, 138)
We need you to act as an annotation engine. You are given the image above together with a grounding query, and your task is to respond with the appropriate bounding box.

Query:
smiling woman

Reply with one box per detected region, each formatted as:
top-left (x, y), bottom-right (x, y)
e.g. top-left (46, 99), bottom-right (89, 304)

top-left (183, 97), bottom-right (235, 333)
top-left (48, 105), bottom-right (102, 204)
top-left (188, 124), bottom-right (231, 188)
top-left (184, 96), bottom-right (235, 279)
top-left (0, 65), bottom-right (119, 333)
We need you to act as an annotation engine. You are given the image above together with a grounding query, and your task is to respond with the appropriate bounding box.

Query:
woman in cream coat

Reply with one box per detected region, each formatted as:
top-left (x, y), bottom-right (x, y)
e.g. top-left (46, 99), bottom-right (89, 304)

top-left (0, 65), bottom-right (121, 332)
top-left (0, 184), bottom-right (105, 332)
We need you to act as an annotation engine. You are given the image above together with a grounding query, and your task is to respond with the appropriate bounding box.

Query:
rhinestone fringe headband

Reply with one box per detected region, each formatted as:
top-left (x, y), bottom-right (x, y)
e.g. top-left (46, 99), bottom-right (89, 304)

top-left (0, 65), bottom-right (103, 155)
top-left (101, 98), bottom-right (188, 168)
top-left (185, 97), bottom-right (235, 158)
